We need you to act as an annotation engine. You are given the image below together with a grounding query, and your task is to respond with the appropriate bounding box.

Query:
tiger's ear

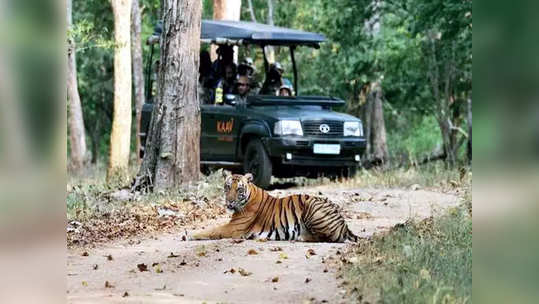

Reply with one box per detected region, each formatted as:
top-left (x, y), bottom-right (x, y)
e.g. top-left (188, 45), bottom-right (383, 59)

top-left (222, 169), bottom-right (232, 179)
top-left (244, 173), bottom-right (254, 183)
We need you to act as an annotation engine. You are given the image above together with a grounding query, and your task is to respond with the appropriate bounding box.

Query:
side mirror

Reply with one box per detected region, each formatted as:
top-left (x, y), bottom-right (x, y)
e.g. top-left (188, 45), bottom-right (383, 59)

top-left (224, 94), bottom-right (236, 105)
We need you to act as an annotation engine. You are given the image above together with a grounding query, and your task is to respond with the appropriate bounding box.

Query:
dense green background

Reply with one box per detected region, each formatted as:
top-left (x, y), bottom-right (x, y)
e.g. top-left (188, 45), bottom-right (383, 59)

top-left (69, 0), bottom-right (471, 166)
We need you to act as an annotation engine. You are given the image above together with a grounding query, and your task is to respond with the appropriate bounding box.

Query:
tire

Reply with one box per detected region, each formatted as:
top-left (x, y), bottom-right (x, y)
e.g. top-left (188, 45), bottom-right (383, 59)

top-left (243, 138), bottom-right (272, 189)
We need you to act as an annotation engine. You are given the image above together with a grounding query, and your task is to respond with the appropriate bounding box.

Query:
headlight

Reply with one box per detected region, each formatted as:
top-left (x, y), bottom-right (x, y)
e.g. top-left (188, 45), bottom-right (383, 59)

top-left (274, 120), bottom-right (303, 136)
top-left (344, 121), bottom-right (363, 136)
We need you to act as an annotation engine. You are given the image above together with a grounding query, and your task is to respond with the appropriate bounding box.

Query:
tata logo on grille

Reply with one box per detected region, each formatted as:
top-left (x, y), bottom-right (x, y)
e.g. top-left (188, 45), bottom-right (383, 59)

top-left (319, 124), bottom-right (330, 133)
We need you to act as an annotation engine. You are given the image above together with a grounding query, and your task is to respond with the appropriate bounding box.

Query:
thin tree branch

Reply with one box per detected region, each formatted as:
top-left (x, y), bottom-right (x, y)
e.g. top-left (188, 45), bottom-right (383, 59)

top-left (247, 0), bottom-right (257, 22)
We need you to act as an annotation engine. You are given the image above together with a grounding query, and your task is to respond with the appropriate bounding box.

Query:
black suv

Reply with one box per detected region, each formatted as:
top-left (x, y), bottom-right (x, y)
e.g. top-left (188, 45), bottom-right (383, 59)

top-left (141, 20), bottom-right (366, 188)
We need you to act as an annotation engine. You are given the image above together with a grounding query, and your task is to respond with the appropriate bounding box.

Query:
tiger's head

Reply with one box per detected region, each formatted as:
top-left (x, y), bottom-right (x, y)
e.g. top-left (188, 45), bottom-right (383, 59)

top-left (222, 171), bottom-right (253, 212)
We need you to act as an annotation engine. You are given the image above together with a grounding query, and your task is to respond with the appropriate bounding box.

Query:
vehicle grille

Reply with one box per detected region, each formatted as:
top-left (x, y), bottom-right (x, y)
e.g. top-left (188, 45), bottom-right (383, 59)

top-left (302, 120), bottom-right (343, 137)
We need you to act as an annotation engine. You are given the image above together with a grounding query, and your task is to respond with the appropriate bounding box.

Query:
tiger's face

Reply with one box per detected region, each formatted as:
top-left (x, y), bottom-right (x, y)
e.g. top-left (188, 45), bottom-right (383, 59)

top-left (223, 172), bottom-right (253, 212)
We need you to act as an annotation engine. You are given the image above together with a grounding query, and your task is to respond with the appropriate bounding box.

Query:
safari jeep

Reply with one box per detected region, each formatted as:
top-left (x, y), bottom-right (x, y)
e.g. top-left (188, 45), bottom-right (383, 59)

top-left (141, 20), bottom-right (366, 188)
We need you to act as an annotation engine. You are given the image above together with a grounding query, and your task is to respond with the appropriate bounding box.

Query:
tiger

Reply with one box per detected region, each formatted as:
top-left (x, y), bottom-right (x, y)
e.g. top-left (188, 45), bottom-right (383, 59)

top-left (192, 171), bottom-right (359, 243)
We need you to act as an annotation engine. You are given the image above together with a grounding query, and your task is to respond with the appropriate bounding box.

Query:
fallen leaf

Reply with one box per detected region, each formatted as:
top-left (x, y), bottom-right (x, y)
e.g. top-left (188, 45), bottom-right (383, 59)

top-left (181, 235), bottom-right (187, 241)
top-left (247, 249), bottom-right (258, 255)
top-left (238, 268), bottom-right (252, 276)
top-left (122, 292), bottom-right (129, 297)
top-left (224, 268), bottom-right (236, 274)
top-left (93, 264), bottom-right (98, 270)
top-left (81, 251), bottom-right (89, 257)
top-left (154, 264), bottom-right (163, 273)
top-left (81, 281), bottom-right (88, 287)
top-left (305, 278), bottom-right (312, 283)
top-left (279, 253), bottom-right (288, 260)
top-left (152, 262), bottom-right (159, 267)
top-left (306, 249), bottom-right (316, 256)
top-left (276, 260), bottom-right (282, 264)
top-left (270, 247), bottom-right (283, 252)
top-left (105, 281), bottom-right (114, 288)
top-left (196, 246), bottom-right (207, 257)
top-left (271, 277), bottom-right (279, 283)
top-left (168, 252), bottom-right (179, 258)
top-left (106, 255), bottom-right (113, 261)
top-left (137, 263), bottom-right (148, 272)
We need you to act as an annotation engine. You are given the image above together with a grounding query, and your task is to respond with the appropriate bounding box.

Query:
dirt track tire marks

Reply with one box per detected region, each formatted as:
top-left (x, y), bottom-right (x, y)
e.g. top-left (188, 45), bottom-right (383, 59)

top-left (67, 188), bottom-right (459, 303)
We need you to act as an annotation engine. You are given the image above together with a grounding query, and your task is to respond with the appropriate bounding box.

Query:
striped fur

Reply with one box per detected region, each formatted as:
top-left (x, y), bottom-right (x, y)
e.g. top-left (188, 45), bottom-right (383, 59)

top-left (192, 172), bottom-right (358, 243)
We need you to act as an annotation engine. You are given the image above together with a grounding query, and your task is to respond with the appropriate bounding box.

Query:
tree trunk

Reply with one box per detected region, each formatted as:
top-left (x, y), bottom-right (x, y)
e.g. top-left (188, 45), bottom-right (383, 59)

top-left (135, 0), bottom-right (201, 191)
top-left (370, 82), bottom-right (389, 164)
top-left (360, 82), bottom-right (388, 167)
top-left (265, 0), bottom-right (275, 63)
top-left (108, 0), bottom-right (133, 185)
top-left (131, 0), bottom-right (145, 164)
top-left (467, 98), bottom-right (472, 163)
top-left (67, 0), bottom-right (87, 172)
top-left (211, 0), bottom-right (242, 61)
top-left (247, 0), bottom-right (257, 22)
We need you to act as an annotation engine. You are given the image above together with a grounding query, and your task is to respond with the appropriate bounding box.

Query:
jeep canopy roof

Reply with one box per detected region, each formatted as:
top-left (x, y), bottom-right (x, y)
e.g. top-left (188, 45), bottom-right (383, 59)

top-left (152, 20), bottom-right (326, 47)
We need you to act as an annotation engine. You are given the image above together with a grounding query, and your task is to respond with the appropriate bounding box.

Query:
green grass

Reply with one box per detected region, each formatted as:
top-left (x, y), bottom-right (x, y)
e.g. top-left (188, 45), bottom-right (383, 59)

top-left (284, 162), bottom-right (470, 192)
top-left (341, 198), bottom-right (472, 303)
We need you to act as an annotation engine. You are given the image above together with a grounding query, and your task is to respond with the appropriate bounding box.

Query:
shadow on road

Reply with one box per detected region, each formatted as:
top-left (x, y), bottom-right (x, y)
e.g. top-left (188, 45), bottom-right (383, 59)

top-left (267, 182), bottom-right (298, 190)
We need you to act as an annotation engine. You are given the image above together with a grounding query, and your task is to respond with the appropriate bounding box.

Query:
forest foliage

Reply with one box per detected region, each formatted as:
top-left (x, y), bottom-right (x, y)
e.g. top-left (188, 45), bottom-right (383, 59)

top-left (69, 0), bottom-right (471, 166)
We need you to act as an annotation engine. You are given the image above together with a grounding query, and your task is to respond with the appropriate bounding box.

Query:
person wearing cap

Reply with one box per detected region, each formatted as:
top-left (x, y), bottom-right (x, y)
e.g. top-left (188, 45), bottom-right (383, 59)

top-left (260, 62), bottom-right (285, 95)
top-left (238, 57), bottom-right (256, 77)
top-left (238, 57), bottom-right (261, 94)
top-left (234, 75), bottom-right (252, 104)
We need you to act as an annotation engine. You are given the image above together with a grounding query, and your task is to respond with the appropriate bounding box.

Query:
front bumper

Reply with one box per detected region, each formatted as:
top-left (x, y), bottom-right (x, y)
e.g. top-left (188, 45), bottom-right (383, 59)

top-left (263, 136), bottom-right (366, 167)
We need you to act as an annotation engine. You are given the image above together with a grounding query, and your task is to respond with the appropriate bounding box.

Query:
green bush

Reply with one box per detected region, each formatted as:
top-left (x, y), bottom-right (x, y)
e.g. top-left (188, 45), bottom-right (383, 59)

top-left (343, 203), bottom-right (472, 303)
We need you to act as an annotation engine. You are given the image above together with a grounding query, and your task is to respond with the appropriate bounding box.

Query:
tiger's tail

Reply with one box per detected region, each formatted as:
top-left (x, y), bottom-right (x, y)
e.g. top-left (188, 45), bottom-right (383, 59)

top-left (345, 228), bottom-right (359, 243)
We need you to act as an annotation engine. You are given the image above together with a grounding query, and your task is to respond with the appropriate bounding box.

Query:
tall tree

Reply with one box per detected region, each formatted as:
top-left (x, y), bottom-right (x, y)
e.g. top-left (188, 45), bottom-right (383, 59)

top-left (265, 0), bottom-right (275, 62)
top-left (67, 0), bottom-right (87, 171)
top-left (135, 0), bottom-right (202, 191)
top-left (211, 0), bottom-right (241, 61)
top-left (131, 0), bottom-right (145, 164)
top-left (409, 0), bottom-right (472, 167)
top-left (108, 0), bottom-right (133, 184)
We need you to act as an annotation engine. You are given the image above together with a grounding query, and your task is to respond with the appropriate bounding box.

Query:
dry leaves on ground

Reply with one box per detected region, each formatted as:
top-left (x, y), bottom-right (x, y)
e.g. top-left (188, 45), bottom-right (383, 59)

top-left (137, 263), bottom-right (148, 272)
top-left (238, 268), bottom-right (252, 276)
top-left (306, 249), bottom-right (317, 258)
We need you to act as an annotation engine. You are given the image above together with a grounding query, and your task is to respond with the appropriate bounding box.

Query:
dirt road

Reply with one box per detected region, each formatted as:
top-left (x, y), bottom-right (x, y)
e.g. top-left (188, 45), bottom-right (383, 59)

top-left (67, 186), bottom-right (459, 304)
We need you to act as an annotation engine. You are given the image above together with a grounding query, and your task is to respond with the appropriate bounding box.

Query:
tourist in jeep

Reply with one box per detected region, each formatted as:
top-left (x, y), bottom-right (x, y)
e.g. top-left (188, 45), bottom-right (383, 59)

top-left (260, 62), bottom-right (285, 95)
top-left (234, 75), bottom-right (252, 104)
top-left (278, 83), bottom-right (293, 96)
